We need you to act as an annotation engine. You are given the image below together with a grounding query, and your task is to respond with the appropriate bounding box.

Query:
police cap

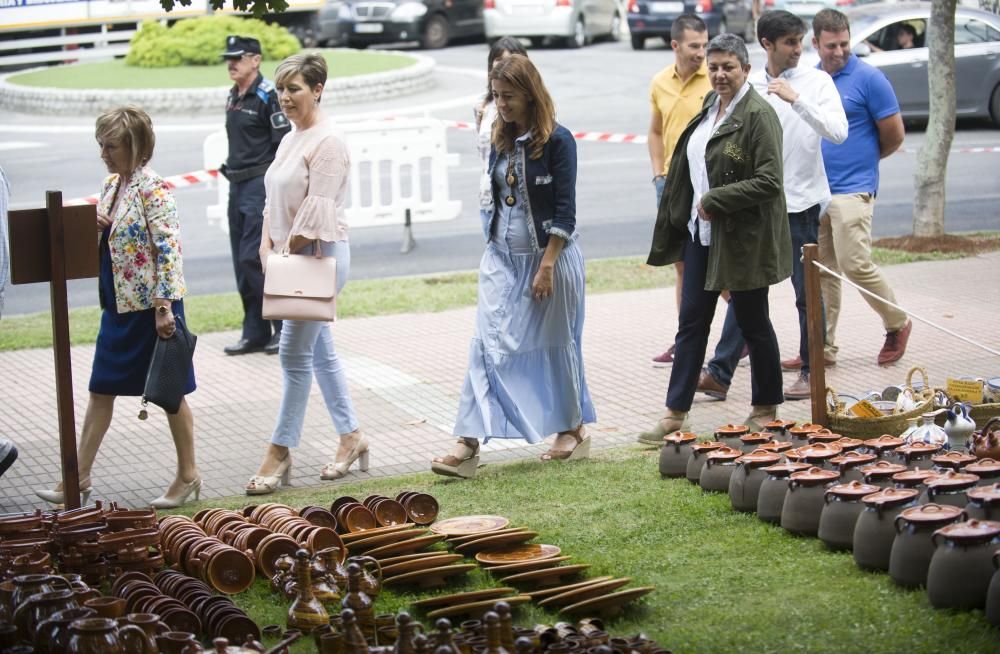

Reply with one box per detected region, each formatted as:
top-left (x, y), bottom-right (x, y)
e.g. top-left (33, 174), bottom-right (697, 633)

top-left (222, 35), bottom-right (262, 59)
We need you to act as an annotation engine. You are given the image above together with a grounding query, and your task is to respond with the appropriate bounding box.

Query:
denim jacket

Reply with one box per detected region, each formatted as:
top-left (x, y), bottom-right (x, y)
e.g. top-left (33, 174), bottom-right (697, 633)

top-left (484, 123), bottom-right (577, 250)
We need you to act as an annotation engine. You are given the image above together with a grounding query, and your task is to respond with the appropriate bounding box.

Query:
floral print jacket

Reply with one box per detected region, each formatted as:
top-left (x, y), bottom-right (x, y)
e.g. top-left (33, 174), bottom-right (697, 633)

top-left (98, 167), bottom-right (186, 314)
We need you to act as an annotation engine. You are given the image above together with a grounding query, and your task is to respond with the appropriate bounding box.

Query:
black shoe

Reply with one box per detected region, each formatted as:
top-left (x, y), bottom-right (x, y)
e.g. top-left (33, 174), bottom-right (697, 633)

top-left (224, 338), bottom-right (267, 356)
top-left (264, 333), bottom-right (280, 355)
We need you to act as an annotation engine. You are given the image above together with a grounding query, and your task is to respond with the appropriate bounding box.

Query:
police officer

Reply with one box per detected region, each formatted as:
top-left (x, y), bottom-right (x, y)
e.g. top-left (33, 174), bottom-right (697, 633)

top-left (221, 35), bottom-right (290, 355)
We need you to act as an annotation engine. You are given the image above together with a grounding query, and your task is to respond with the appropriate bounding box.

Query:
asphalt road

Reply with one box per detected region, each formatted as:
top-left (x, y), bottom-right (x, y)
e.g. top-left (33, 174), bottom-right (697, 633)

top-left (3, 38), bottom-right (999, 316)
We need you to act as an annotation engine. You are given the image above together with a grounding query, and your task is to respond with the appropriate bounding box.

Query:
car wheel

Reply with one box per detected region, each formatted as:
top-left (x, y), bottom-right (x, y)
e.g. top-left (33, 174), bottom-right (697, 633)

top-left (606, 11), bottom-right (622, 42)
top-left (991, 84), bottom-right (1000, 129)
top-left (566, 17), bottom-right (586, 48)
top-left (631, 34), bottom-right (645, 50)
top-left (421, 14), bottom-right (449, 49)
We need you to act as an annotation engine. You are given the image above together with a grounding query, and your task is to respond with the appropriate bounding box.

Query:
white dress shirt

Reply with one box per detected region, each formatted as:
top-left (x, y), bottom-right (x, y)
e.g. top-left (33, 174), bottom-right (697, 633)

top-left (749, 65), bottom-right (847, 214)
top-left (686, 81), bottom-right (751, 246)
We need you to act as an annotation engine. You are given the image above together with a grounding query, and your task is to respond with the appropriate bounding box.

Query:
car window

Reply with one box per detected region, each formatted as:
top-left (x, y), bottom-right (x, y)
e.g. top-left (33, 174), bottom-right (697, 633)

top-left (954, 17), bottom-right (1000, 45)
top-left (864, 18), bottom-right (927, 52)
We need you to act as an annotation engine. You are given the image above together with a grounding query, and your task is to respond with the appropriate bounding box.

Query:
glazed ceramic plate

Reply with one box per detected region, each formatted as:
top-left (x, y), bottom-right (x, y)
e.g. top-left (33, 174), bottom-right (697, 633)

top-left (453, 530), bottom-right (539, 554)
top-left (447, 526), bottom-right (524, 545)
top-left (365, 533), bottom-right (448, 559)
top-left (499, 564), bottom-right (591, 588)
top-left (425, 594), bottom-right (532, 619)
top-left (485, 555), bottom-right (573, 575)
top-left (344, 527), bottom-right (428, 552)
top-left (340, 523), bottom-right (417, 543)
top-left (377, 551), bottom-right (459, 567)
top-left (559, 586), bottom-right (655, 617)
top-left (430, 515), bottom-right (510, 537)
top-left (475, 543), bottom-right (561, 565)
top-left (537, 577), bottom-right (633, 608)
top-left (527, 576), bottom-right (615, 600)
top-left (410, 587), bottom-right (518, 610)
top-left (380, 553), bottom-right (465, 578)
top-left (381, 563), bottom-right (476, 588)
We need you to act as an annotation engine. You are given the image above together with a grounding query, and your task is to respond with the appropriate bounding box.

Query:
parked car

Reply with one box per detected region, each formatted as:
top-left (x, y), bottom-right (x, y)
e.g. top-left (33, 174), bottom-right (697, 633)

top-left (802, 3), bottom-right (1000, 126)
top-left (626, 0), bottom-right (755, 50)
top-left (336, 0), bottom-right (484, 49)
top-left (772, 0), bottom-right (855, 22)
top-left (484, 0), bottom-right (624, 48)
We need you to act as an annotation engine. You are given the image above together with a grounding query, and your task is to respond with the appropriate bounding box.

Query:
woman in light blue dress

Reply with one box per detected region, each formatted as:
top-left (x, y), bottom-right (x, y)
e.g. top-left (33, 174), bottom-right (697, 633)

top-left (431, 54), bottom-right (596, 479)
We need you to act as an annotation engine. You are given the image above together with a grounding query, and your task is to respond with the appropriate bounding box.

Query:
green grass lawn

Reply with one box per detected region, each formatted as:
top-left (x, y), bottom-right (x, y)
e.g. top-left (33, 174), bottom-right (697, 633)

top-left (5, 50), bottom-right (415, 89)
top-left (0, 248), bottom-right (982, 352)
top-left (163, 448), bottom-right (999, 653)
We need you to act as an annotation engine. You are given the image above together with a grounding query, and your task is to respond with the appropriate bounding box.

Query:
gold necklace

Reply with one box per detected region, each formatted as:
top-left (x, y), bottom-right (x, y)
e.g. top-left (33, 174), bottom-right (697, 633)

top-left (504, 153), bottom-right (516, 206)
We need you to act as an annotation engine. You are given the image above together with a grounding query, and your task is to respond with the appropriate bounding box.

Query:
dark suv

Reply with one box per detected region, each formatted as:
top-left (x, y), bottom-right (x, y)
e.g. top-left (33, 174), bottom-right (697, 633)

top-left (626, 0), bottom-right (755, 50)
top-left (336, 0), bottom-right (485, 49)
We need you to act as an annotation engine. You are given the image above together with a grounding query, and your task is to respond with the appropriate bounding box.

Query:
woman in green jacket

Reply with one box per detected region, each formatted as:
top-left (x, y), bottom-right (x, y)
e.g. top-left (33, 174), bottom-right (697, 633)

top-left (643, 33), bottom-right (791, 437)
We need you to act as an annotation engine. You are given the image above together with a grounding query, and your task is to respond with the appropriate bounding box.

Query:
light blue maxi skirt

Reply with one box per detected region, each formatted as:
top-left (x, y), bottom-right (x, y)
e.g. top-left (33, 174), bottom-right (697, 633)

top-left (453, 238), bottom-right (597, 444)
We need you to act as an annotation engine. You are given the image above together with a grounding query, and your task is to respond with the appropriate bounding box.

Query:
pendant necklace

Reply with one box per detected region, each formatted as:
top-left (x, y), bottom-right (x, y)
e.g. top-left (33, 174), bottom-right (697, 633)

top-left (504, 153), bottom-right (516, 206)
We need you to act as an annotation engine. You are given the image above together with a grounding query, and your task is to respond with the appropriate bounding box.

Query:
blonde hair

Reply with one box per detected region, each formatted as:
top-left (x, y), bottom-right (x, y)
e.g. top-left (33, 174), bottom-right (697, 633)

top-left (274, 52), bottom-right (328, 103)
top-left (95, 106), bottom-right (155, 173)
top-left (489, 54), bottom-right (555, 160)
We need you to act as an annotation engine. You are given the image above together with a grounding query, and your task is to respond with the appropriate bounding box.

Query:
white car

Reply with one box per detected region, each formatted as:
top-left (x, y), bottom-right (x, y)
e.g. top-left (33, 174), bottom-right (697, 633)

top-left (484, 0), bottom-right (624, 48)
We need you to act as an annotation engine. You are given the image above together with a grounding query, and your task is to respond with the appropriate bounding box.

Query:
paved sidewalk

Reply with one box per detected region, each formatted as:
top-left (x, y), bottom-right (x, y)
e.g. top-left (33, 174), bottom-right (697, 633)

top-left (2, 253), bottom-right (999, 513)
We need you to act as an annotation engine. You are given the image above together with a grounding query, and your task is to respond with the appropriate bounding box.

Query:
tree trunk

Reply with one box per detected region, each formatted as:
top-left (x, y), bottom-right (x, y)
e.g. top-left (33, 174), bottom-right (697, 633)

top-left (912, 0), bottom-right (958, 237)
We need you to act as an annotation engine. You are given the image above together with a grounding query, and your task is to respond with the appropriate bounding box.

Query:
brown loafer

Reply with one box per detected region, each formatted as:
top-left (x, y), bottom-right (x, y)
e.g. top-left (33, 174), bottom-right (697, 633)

top-left (877, 320), bottom-right (912, 366)
top-left (696, 370), bottom-right (729, 401)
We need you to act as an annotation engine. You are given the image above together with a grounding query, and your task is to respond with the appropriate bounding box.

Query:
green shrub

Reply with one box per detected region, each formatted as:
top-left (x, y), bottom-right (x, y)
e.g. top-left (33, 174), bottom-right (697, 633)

top-left (125, 15), bottom-right (300, 67)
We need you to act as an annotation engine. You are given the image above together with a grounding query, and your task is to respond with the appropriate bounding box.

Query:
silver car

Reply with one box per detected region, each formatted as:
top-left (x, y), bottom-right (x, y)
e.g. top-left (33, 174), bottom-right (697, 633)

top-left (484, 0), bottom-right (624, 48)
top-left (803, 2), bottom-right (1000, 126)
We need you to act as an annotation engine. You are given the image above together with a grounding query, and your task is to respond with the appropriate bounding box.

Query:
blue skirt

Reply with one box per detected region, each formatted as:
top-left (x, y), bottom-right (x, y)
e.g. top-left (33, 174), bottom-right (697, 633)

top-left (453, 239), bottom-right (596, 443)
top-left (89, 232), bottom-right (196, 397)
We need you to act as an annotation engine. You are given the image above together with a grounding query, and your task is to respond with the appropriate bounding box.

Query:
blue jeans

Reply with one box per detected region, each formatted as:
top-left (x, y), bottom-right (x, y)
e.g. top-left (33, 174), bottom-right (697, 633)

top-left (270, 241), bottom-right (359, 448)
top-left (706, 205), bottom-right (822, 385)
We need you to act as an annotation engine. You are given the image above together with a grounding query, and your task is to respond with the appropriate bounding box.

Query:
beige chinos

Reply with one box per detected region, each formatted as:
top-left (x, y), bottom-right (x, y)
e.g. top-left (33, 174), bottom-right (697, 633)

top-left (818, 192), bottom-right (908, 360)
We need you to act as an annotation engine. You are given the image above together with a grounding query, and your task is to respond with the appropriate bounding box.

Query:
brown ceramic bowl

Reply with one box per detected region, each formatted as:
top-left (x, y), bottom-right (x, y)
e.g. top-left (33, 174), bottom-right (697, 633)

top-left (342, 505), bottom-right (378, 533)
top-left (330, 496), bottom-right (361, 516)
top-left (373, 500), bottom-right (408, 528)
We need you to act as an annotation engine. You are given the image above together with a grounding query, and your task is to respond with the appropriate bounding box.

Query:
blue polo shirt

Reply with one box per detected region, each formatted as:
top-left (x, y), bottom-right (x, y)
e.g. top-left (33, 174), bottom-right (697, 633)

top-left (819, 54), bottom-right (900, 195)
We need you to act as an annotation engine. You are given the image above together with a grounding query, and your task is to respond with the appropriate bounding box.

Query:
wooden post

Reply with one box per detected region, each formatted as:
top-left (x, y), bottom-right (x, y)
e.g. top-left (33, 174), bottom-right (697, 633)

top-left (803, 244), bottom-right (828, 427)
top-left (46, 191), bottom-right (82, 509)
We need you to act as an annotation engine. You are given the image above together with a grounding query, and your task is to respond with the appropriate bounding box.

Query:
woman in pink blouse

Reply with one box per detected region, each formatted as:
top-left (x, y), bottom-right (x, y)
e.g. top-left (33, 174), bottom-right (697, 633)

top-left (244, 53), bottom-right (367, 495)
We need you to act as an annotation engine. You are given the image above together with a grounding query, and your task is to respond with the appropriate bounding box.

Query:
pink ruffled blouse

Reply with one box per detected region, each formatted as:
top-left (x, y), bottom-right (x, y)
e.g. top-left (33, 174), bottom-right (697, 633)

top-left (264, 116), bottom-right (350, 247)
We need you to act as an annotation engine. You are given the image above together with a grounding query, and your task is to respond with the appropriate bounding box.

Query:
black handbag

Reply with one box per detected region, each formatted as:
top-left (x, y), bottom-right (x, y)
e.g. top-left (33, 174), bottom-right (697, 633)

top-left (139, 314), bottom-right (197, 417)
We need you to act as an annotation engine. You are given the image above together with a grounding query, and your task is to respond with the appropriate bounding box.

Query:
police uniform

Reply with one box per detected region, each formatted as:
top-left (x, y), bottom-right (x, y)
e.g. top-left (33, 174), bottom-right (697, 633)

top-left (222, 36), bottom-right (291, 354)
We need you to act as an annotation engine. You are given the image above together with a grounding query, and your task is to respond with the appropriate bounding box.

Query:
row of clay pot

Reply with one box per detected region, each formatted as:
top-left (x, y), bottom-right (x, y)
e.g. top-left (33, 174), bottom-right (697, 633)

top-left (657, 423), bottom-right (1000, 624)
top-left (158, 516), bottom-right (255, 595)
top-left (153, 568), bottom-right (262, 646)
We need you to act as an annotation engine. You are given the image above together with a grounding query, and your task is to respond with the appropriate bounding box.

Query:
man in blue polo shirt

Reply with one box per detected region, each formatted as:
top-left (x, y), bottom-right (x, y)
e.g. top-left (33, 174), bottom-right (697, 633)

top-left (811, 9), bottom-right (912, 367)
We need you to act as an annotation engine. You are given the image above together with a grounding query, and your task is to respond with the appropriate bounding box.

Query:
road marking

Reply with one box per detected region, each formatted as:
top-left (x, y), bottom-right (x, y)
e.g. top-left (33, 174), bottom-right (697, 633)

top-left (0, 141), bottom-right (44, 151)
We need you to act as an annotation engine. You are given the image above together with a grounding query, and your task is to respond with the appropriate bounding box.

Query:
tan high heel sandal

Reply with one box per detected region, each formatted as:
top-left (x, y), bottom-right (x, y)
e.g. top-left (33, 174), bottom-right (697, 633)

top-left (541, 425), bottom-right (591, 462)
top-left (431, 438), bottom-right (481, 479)
top-left (320, 433), bottom-right (370, 480)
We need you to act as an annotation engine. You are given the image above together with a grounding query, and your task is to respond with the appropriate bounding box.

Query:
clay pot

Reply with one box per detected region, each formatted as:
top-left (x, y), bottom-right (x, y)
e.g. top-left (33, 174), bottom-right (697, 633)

top-left (400, 492), bottom-right (439, 526)
top-left (818, 481), bottom-right (880, 551)
top-left (756, 462), bottom-right (810, 524)
top-left (891, 469), bottom-right (938, 492)
top-left (965, 458), bottom-right (1000, 486)
top-left (754, 440), bottom-right (793, 455)
top-left (699, 447), bottom-right (742, 493)
top-left (729, 450), bottom-right (782, 513)
top-left (860, 461), bottom-right (908, 489)
top-left (863, 434), bottom-right (905, 459)
top-left (14, 589), bottom-right (78, 641)
top-left (927, 520), bottom-right (1000, 610)
top-left (930, 450), bottom-right (977, 472)
top-left (986, 551), bottom-right (1000, 627)
top-left (965, 483), bottom-right (1000, 521)
top-left (893, 442), bottom-right (943, 470)
top-left (10, 574), bottom-right (71, 615)
top-left (784, 443), bottom-right (843, 470)
top-left (787, 423), bottom-right (824, 444)
top-left (762, 419), bottom-right (796, 437)
top-left (685, 441), bottom-right (724, 485)
top-left (830, 437), bottom-right (865, 453)
top-left (155, 630), bottom-right (202, 654)
top-left (67, 616), bottom-right (155, 653)
top-left (853, 488), bottom-right (920, 571)
top-left (36, 606), bottom-right (97, 654)
top-left (919, 471), bottom-right (980, 508)
top-left (713, 424), bottom-right (749, 450)
top-left (830, 451), bottom-right (877, 483)
top-left (657, 432), bottom-right (698, 478)
top-left (781, 468), bottom-right (840, 536)
top-left (84, 597), bottom-right (128, 620)
top-left (738, 432), bottom-right (772, 453)
top-left (889, 503), bottom-right (966, 589)
top-left (806, 429), bottom-right (842, 445)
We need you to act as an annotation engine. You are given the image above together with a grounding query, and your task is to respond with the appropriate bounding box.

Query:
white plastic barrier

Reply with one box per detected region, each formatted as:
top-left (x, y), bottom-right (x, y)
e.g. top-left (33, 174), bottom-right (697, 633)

top-left (204, 118), bottom-right (461, 233)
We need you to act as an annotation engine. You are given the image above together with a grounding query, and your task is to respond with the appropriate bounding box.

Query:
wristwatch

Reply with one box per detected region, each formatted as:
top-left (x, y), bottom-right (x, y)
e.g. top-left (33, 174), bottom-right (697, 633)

top-left (156, 305), bottom-right (170, 316)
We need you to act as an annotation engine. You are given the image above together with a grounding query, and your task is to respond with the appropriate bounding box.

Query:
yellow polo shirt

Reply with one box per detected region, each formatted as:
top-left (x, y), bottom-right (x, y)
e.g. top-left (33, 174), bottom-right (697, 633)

top-left (650, 63), bottom-right (712, 176)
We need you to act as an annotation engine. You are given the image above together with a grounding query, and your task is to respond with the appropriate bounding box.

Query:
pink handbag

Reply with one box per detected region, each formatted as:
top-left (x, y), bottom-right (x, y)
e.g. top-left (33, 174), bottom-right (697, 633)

top-left (262, 240), bottom-right (337, 322)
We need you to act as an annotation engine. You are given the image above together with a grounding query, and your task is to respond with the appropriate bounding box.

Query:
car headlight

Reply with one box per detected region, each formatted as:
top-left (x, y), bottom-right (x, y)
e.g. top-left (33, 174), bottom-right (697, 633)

top-left (391, 2), bottom-right (428, 21)
top-left (338, 4), bottom-right (352, 19)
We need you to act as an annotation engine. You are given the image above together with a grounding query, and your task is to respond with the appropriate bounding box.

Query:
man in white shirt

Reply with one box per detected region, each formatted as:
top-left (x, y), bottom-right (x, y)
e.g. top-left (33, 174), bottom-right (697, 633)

top-left (696, 10), bottom-right (847, 401)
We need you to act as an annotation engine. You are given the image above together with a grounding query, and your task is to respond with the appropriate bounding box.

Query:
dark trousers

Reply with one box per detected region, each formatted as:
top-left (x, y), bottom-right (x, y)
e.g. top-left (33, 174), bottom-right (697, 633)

top-left (706, 205), bottom-right (823, 384)
top-left (228, 175), bottom-right (280, 344)
top-left (666, 236), bottom-right (784, 411)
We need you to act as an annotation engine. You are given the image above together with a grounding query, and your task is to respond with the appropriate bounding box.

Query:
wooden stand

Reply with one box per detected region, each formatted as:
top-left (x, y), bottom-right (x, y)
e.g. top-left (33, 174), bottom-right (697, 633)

top-left (8, 191), bottom-right (98, 508)
top-left (803, 244), bottom-right (828, 427)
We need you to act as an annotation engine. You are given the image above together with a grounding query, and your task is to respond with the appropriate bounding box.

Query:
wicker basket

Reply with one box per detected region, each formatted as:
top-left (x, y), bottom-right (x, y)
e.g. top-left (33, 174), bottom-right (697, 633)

top-left (826, 366), bottom-right (934, 440)
top-left (970, 403), bottom-right (1000, 425)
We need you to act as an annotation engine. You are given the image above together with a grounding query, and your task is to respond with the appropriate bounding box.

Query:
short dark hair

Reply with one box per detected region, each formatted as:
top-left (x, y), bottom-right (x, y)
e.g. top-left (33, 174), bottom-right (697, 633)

top-left (707, 33), bottom-right (749, 67)
top-left (487, 37), bottom-right (528, 98)
top-left (756, 9), bottom-right (806, 47)
top-left (671, 14), bottom-right (708, 43)
top-left (898, 22), bottom-right (917, 37)
top-left (813, 8), bottom-right (850, 37)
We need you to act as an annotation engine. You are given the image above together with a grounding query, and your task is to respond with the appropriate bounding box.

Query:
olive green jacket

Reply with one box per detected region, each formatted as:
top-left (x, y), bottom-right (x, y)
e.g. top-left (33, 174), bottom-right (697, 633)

top-left (646, 85), bottom-right (791, 292)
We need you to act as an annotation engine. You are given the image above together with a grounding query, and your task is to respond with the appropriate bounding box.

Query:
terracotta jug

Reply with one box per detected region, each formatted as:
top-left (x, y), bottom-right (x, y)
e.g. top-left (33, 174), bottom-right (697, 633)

top-left (340, 608), bottom-right (370, 654)
top-left (969, 417), bottom-right (1000, 459)
top-left (156, 631), bottom-right (202, 654)
top-left (340, 563), bottom-right (375, 643)
top-left (433, 617), bottom-right (461, 654)
top-left (393, 612), bottom-right (423, 654)
top-left (927, 519), bottom-right (1000, 609)
top-left (287, 549), bottom-right (328, 633)
top-left (14, 589), bottom-right (78, 641)
top-left (36, 607), bottom-right (97, 654)
top-left (889, 503), bottom-right (965, 589)
top-left (345, 555), bottom-right (382, 599)
top-left (10, 574), bottom-right (71, 616)
top-left (67, 617), bottom-right (154, 654)
top-left (483, 612), bottom-right (509, 654)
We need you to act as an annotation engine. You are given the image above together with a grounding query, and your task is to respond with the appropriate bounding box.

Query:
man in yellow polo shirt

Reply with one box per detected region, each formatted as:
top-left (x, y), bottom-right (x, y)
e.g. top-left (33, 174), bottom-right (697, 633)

top-left (647, 14), bottom-right (711, 369)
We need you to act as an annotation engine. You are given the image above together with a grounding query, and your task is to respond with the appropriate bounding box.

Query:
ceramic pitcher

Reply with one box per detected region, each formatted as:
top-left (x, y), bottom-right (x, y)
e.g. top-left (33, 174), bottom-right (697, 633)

top-left (944, 403), bottom-right (976, 451)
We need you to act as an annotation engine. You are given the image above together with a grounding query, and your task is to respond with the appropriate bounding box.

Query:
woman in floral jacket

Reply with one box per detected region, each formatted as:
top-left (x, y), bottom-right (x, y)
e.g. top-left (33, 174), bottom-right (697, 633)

top-left (35, 106), bottom-right (202, 509)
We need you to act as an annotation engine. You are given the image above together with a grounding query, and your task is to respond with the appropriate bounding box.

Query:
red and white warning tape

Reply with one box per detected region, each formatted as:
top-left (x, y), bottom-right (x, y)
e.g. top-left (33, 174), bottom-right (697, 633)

top-left (64, 122), bottom-right (999, 205)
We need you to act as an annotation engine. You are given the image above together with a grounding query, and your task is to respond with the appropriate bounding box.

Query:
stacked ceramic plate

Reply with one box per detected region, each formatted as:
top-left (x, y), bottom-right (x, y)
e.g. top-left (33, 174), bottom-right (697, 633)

top-left (339, 522), bottom-right (468, 590)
